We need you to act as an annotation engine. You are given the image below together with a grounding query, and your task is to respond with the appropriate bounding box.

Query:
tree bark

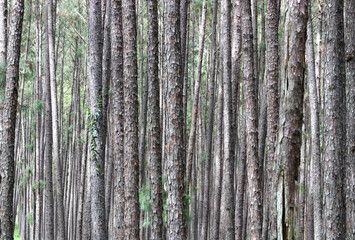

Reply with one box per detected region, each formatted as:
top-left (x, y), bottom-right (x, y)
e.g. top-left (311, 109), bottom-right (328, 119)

top-left (211, 51), bottom-right (223, 240)
top-left (323, 0), bottom-right (347, 239)
top-left (345, 1), bottom-right (355, 239)
top-left (111, 0), bottom-right (125, 238)
top-left (0, 0), bottom-right (24, 238)
top-left (276, 1), bottom-right (307, 239)
top-left (220, 0), bottom-right (235, 238)
top-left (241, 0), bottom-right (263, 239)
top-left (147, 0), bottom-right (163, 238)
top-left (264, 0), bottom-right (279, 239)
top-left (87, 0), bottom-right (107, 238)
top-left (306, 1), bottom-right (323, 239)
top-left (0, 0), bottom-right (6, 95)
top-left (164, 0), bottom-right (186, 237)
top-left (122, 0), bottom-right (140, 237)
top-left (200, 0), bottom-right (218, 238)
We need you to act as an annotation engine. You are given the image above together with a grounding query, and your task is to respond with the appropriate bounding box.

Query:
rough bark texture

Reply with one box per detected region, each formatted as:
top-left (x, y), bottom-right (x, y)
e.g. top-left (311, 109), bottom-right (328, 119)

top-left (323, 0), bottom-right (347, 239)
top-left (88, 0), bottom-right (107, 238)
top-left (345, 0), bottom-right (355, 239)
top-left (276, 1), bottom-right (307, 239)
top-left (147, 0), bottom-right (163, 238)
top-left (306, 1), bottom-right (323, 239)
top-left (0, 0), bottom-right (24, 238)
top-left (164, 0), bottom-right (185, 237)
top-left (241, 0), bottom-right (262, 239)
top-left (0, 0), bottom-right (6, 96)
top-left (235, 103), bottom-right (246, 239)
top-left (111, 0), bottom-right (125, 238)
top-left (264, 0), bottom-right (279, 239)
top-left (122, 0), bottom-right (140, 237)
top-left (220, 0), bottom-right (235, 238)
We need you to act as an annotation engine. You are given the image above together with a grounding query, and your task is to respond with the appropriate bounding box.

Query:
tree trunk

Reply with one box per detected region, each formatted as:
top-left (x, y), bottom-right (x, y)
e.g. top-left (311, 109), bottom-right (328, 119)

top-left (276, 1), bottom-right (307, 239)
top-left (200, 0), bottom-right (217, 238)
top-left (220, 0), bottom-right (235, 238)
top-left (345, 1), bottom-right (355, 239)
top-left (0, 0), bottom-right (24, 238)
top-left (323, 0), bottom-right (347, 239)
top-left (111, 0), bottom-right (125, 238)
top-left (186, 0), bottom-right (207, 196)
top-left (147, 0), bottom-right (163, 238)
top-left (122, 0), bottom-right (140, 237)
top-left (241, 0), bottom-right (263, 239)
top-left (306, 1), bottom-right (323, 239)
top-left (87, 0), bottom-right (107, 238)
top-left (164, 0), bottom-right (186, 237)
top-left (0, 0), bottom-right (6, 95)
top-left (211, 51), bottom-right (223, 240)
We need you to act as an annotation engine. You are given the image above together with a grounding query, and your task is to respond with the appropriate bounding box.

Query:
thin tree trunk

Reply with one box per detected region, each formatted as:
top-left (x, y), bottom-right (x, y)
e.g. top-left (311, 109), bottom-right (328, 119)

top-left (46, 0), bottom-right (66, 238)
top-left (306, 2), bottom-right (323, 239)
top-left (186, 0), bottom-right (207, 196)
top-left (345, 1), bottom-right (355, 239)
top-left (111, 0), bottom-right (124, 238)
top-left (0, 0), bottom-right (7, 94)
top-left (200, 0), bottom-right (217, 238)
top-left (264, 0), bottom-right (280, 239)
top-left (147, 0), bottom-right (163, 238)
top-left (220, 0), bottom-right (235, 238)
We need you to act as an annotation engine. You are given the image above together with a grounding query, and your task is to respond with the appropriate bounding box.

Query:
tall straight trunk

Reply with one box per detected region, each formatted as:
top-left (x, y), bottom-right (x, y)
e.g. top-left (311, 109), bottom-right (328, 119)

top-left (232, 0), bottom-right (241, 163)
top-left (323, 0), bottom-right (347, 239)
top-left (315, 3), bottom-right (323, 104)
top-left (87, 0), bottom-right (107, 238)
top-left (235, 99), bottom-right (247, 239)
top-left (306, 1), bottom-right (323, 239)
top-left (200, 0), bottom-right (218, 238)
top-left (46, 0), bottom-right (66, 238)
top-left (138, 0), bottom-right (147, 195)
top-left (264, 0), bottom-right (279, 239)
top-left (0, 0), bottom-right (24, 238)
top-left (0, 0), bottom-right (6, 94)
top-left (186, 0), bottom-right (207, 193)
top-left (147, 0), bottom-right (163, 238)
top-left (211, 51), bottom-right (223, 240)
top-left (122, 0), bottom-right (139, 237)
top-left (180, 0), bottom-right (189, 153)
top-left (111, 0), bottom-right (124, 238)
top-left (164, 0), bottom-right (186, 237)
top-left (220, 0), bottom-right (235, 238)
top-left (251, 0), bottom-right (258, 101)
top-left (241, 0), bottom-right (262, 239)
top-left (102, 0), bottom-right (112, 224)
top-left (276, 1), bottom-right (307, 239)
top-left (44, 6), bottom-right (55, 238)
top-left (345, 1), bottom-right (355, 239)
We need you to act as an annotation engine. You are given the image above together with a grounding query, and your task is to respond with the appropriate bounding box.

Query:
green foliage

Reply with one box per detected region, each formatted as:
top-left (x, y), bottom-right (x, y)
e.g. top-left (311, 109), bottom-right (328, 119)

top-left (139, 182), bottom-right (151, 228)
top-left (14, 222), bottom-right (21, 240)
top-left (25, 144), bottom-right (33, 152)
top-left (26, 212), bottom-right (32, 225)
